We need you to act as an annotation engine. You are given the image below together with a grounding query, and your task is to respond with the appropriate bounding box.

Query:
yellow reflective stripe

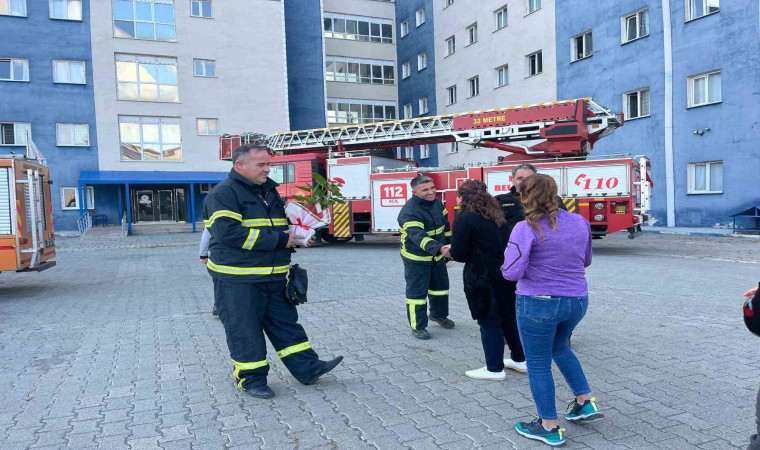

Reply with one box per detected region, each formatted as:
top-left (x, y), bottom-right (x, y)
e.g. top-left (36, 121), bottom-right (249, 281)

top-left (409, 304), bottom-right (417, 330)
top-left (231, 358), bottom-right (268, 370)
top-left (207, 210), bottom-right (243, 226)
top-left (442, 209), bottom-right (448, 215)
top-left (401, 250), bottom-right (433, 262)
top-left (434, 254), bottom-right (444, 261)
top-left (426, 226), bottom-right (446, 236)
top-left (402, 221), bottom-right (424, 229)
top-left (242, 229), bottom-right (260, 250)
top-left (406, 298), bottom-right (427, 305)
top-left (242, 218), bottom-right (289, 227)
top-left (420, 237), bottom-right (435, 251)
top-left (207, 260), bottom-right (290, 275)
top-left (277, 341), bottom-right (312, 358)
top-left (428, 290), bottom-right (449, 296)
top-left (271, 218), bottom-right (288, 226)
top-left (237, 378), bottom-right (245, 389)
top-left (444, 231), bottom-right (452, 237)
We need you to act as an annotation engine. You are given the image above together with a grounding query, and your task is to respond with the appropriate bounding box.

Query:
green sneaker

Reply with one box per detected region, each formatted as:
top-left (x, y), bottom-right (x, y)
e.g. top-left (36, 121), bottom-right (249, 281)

top-left (565, 397), bottom-right (604, 422)
top-left (515, 418), bottom-right (566, 446)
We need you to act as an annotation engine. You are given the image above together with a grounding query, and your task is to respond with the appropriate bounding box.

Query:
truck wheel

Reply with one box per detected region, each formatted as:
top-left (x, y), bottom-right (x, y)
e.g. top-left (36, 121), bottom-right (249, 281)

top-left (322, 234), bottom-right (354, 244)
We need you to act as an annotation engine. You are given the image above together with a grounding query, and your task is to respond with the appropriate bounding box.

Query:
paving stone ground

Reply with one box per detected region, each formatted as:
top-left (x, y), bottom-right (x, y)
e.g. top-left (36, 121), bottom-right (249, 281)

top-left (1, 231), bottom-right (758, 449)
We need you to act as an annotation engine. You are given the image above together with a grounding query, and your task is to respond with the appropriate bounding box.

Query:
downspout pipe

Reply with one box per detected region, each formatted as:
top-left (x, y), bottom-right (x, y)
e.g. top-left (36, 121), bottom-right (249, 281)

top-left (662, 0), bottom-right (675, 227)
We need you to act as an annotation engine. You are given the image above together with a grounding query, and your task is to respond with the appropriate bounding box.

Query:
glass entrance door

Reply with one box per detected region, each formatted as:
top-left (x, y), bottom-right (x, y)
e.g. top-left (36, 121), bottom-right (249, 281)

top-left (158, 190), bottom-right (174, 221)
top-left (136, 190), bottom-right (155, 222)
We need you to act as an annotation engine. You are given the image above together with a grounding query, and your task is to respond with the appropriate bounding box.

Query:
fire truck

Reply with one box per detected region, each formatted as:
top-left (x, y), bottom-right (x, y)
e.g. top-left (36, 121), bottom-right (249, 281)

top-left (0, 156), bottom-right (56, 272)
top-left (219, 98), bottom-right (651, 241)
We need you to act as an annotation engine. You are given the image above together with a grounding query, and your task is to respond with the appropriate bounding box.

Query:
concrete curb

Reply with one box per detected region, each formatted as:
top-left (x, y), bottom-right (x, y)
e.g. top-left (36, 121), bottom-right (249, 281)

top-left (642, 227), bottom-right (760, 239)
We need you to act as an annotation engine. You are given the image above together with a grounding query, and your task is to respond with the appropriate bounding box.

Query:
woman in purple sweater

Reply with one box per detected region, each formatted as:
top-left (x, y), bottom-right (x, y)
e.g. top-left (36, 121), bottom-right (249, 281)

top-left (501, 174), bottom-right (602, 447)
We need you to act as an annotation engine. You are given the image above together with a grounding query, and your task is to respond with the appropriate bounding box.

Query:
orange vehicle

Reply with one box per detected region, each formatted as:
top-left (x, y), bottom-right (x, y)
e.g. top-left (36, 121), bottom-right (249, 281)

top-left (0, 157), bottom-right (56, 273)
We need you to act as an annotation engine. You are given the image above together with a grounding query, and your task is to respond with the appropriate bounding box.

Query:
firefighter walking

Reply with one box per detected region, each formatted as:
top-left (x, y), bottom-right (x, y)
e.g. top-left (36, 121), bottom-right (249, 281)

top-left (202, 143), bottom-right (343, 399)
top-left (397, 175), bottom-right (455, 340)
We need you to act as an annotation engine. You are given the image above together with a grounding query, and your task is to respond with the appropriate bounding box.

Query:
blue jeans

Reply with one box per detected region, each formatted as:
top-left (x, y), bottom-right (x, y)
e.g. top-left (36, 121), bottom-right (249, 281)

top-left (516, 295), bottom-right (592, 420)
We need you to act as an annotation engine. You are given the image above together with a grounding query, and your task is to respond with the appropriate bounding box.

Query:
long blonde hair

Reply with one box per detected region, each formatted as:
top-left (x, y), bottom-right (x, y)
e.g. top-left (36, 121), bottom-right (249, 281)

top-left (521, 174), bottom-right (560, 239)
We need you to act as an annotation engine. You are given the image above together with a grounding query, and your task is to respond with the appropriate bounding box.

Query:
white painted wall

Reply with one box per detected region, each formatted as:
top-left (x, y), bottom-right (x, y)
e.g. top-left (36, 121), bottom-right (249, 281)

top-left (90, 0), bottom-right (289, 172)
top-left (433, 0), bottom-right (557, 166)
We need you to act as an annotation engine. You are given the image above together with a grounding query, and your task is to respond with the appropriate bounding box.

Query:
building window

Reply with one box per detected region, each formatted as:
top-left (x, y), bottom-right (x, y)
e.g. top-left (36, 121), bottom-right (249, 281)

top-left (444, 0), bottom-right (454, 7)
top-left (401, 61), bottom-right (410, 79)
top-left (417, 52), bottom-right (427, 71)
top-left (193, 59), bottom-right (215, 77)
top-left (0, 0), bottom-right (26, 16)
top-left (405, 146), bottom-right (414, 161)
top-left (445, 36), bottom-right (455, 56)
top-left (419, 98), bottom-right (428, 115)
top-left (624, 88), bottom-right (650, 120)
top-left (53, 60), bottom-right (86, 84)
top-left (113, 0), bottom-right (176, 41)
top-left (572, 31), bottom-right (593, 62)
top-left (403, 103), bottom-right (413, 119)
top-left (61, 186), bottom-right (94, 210)
top-left (199, 183), bottom-right (215, 194)
top-left (446, 85), bottom-right (457, 105)
top-left (527, 51), bottom-right (542, 76)
top-left (415, 8), bottom-right (425, 27)
top-left (190, 0), bottom-right (211, 18)
top-left (527, 0), bottom-right (541, 14)
top-left (622, 8), bottom-right (648, 43)
top-left (56, 123), bottom-right (89, 146)
top-left (468, 76), bottom-right (479, 98)
top-left (420, 144), bottom-right (430, 159)
top-left (686, 0), bottom-right (719, 21)
top-left (49, 0), bottom-right (82, 20)
top-left (116, 54), bottom-right (179, 102)
top-left (688, 70), bottom-right (721, 107)
top-left (447, 142), bottom-right (458, 154)
top-left (400, 19), bottom-right (409, 37)
top-left (688, 161), bottom-right (723, 194)
top-left (0, 122), bottom-right (31, 146)
top-left (119, 116), bottom-right (182, 161)
top-left (324, 14), bottom-right (393, 43)
top-left (466, 23), bottom-right (478, 45)
top-left (495, 5), bottom-right (507, 30)
top-left (326, 99), bottom-right (395, 125)
top-left (325, 57), bottom-right (394, 85)
top-left (495, 64), bottom-right (508, 88)
top-left (0, 58), bottom-right (29, 82)
top-left (197, 118), bottom-right (218, 135)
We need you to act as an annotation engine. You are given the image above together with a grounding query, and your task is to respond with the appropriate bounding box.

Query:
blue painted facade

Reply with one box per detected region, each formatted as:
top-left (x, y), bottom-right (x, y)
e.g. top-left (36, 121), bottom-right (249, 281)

top-left (395, 0), bottom-right (438, 166)
top-left (0, 0), bottom-right (99, 231)
top-left (284, 0), bottom-right (326, 131)
top-left (556, 1), bottom-right (760, 227)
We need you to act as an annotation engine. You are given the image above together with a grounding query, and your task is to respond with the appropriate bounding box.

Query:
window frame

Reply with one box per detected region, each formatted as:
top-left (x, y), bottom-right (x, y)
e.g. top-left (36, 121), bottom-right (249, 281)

top-left (418, 97), bottom-right (428, 115)
top-left (0, 57), bottom-right (29, 82)
top-left (0, 0), bottom-right (27, 17)
top-left (325, 56), bottom-right (394, 85)
top-left (112, 0), bottom-right (177, 42)
top-left (621, 8), bottom-right (649, 44)
top-left (571, 30), bottom-right (593, 62)
top-left (417, 52), bottom-right (427, 71)
top-left (415, 8), bottom-right (425, 27)
top-left (420, 144), bottom-right (430, 159)
top-left (403, 103), bottom-right (413, 119)
top-left (527, 50), bottom-right (543, 77)
top-left (60, 186), bottom-right (95, 211)
top-left (118, 115), bottom-right (183, 162)
top-left (115, 54), bottom-right (180, 103)
top-left (56, 123), bottom-right (90, 147)
top-left (446, 85), bottom-right (457, 105)
top-left (444, 0), bottom-right (454, 8)
top-left (324, 13), bottom-right (394, 43)
top-left (687, 70), bottom-right (721, 108)
top-left (0, 122), bottom-right (31, 146)
top-left (623, 87), bottom-right (650, 120)
top-left (445, 36), bottom-right (455, 57)
top-left (196, 118), bottom-right (218, 136)
top-left (466, 23), bottom-right (478, 46)
top-left (467, 75), bottom-right (480, 98)
top-left (52, 59), bottom-right (86, 85)
top-left (495, 5), bottom-right (508, 30)
top-left (400, 19), bottom-right (409, 38)
top-left (527, 0), bottom-right (541, 14)
top-left (447, 142), bottom-right (458, 154)
top-left (495, 64), bottom-right (509, 88)
top-left (687, 161), bottom-right (723, 194)
top-left (685, 0), bottom-right (719, 22)
top-left (401, 61), bottom-right (411, 79)
top-left (193, 58), bottom-right (216, 78)
top-left (326, 99), bottom-right (396, 126)
top-left (190, 0), bottom-right (212, 19)
top-left (49, 0), bottom-right (83, 21)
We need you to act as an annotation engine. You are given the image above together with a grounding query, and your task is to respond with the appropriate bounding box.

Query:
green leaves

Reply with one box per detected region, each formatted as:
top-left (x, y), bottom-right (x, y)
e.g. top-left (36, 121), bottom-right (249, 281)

top-left (294, 172), bottom-right (346, 209)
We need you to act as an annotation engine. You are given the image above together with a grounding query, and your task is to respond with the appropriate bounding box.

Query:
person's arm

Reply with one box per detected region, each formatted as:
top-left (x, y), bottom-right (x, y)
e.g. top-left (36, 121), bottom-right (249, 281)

top-left (449, 215), bottom-right (472, 263)
top-left (443, 206), bottom-right (452, 245)
top-left (584, 220), bottom-right (593, 268)
top-left (398, 209), bottom-right (442, 256)
top-left (204, 190), bottom-right (289, 251)
top-left (744, 286), bottom-right (759, 299)
top-left (501, 222), bottom-right (534, 281)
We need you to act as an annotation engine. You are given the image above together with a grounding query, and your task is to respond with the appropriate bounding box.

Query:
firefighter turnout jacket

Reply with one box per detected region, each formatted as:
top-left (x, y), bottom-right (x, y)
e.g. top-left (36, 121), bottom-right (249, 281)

top-left (495, 185), bottom-right (567, 234)
top-left (202, 169), bottom-right (291, 282)
top-left (397, 196), bottom-right (452, 263)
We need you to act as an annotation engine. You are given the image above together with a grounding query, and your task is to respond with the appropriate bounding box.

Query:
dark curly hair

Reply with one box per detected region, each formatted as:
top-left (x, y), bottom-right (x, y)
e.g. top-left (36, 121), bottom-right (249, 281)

top-left (457, 180), bottom-right (505, 226)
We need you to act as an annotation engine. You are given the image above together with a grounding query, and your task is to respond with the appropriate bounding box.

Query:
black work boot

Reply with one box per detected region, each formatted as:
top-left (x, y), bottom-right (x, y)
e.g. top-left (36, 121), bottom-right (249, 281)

top-left (412, 329), bottom-right (431, 340)
top-left (303, 356), bottom-right (344, 385)
top-left (244, 385), bottom-right (275, 399)
top-left (430, 316), bottom-right (455, 329)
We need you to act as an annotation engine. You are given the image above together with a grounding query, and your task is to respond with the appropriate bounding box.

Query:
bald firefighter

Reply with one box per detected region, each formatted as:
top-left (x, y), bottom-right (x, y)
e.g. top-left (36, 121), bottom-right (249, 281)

top-left (397, 175), bottom-right (455, 340)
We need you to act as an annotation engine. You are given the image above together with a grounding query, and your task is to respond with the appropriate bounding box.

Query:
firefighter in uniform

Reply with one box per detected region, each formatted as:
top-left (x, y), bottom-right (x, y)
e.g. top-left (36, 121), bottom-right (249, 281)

top-left (202, 143), bottom-right (343, 399)
top-left (397, 175), bottom-right (455, 340)
top-left (495, 163), bottom-right (566, 232)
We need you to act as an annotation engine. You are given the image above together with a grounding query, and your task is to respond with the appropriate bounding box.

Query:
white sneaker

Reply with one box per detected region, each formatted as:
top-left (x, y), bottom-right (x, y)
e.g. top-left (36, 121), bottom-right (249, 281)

top-left (465, 366), bottom-right (506, 380)
top-left (504, 359), bottom-right (528, 373)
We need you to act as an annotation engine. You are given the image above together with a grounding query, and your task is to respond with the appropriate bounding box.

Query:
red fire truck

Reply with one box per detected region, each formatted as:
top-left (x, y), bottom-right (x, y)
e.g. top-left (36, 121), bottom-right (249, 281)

top-left (219, 98), bottom-right (651, 241)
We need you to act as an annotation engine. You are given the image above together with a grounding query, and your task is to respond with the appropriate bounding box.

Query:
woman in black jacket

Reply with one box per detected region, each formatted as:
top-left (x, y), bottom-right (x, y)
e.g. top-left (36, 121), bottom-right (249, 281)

top-left (448, 180), bottom-right (526, 380)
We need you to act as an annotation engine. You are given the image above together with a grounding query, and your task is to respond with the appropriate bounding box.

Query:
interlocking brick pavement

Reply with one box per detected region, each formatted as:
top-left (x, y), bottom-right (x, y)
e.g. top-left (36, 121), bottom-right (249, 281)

top-left (0, 232), bottom-right (758, 449)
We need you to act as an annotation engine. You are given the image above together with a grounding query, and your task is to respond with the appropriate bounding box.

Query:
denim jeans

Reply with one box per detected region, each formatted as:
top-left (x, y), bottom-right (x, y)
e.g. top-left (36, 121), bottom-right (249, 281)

top-left (516, 294), bottom-right (592, 420)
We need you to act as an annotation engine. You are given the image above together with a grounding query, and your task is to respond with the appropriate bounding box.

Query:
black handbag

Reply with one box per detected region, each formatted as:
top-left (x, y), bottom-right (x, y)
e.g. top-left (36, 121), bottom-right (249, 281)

top-left (743, 282), bottom-right (760, 337)
top-left (285, 264), bottom-right (308, 306)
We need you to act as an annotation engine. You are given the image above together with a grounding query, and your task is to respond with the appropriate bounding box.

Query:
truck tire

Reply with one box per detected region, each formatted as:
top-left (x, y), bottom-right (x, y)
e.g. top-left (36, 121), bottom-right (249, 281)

top-left (322, 234), bottom-right (354, 244)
